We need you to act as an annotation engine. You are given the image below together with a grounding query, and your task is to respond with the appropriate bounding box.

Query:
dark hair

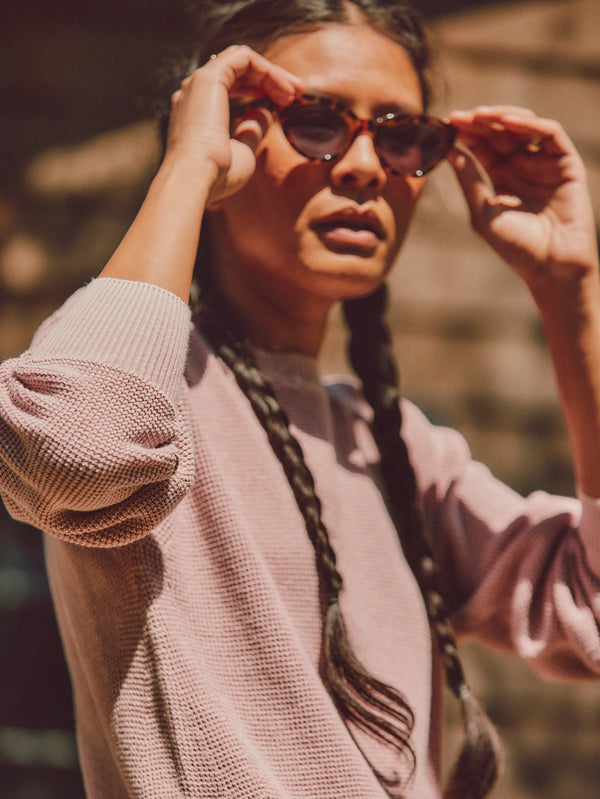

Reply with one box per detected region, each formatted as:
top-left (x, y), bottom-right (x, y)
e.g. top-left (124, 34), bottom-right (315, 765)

top-left (179, 0), bottom-right (433, 296)
top-left (186, 1), bottom-right (503, 796)
top-left (343, 286), bottom-right (504, 798)
top-left (189, 0), bottom-right (432, 107)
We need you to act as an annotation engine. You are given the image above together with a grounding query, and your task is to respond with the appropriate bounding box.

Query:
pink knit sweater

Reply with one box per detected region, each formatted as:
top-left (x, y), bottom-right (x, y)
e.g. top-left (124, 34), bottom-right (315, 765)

top-left (1, 277), bottom-right (600, 798)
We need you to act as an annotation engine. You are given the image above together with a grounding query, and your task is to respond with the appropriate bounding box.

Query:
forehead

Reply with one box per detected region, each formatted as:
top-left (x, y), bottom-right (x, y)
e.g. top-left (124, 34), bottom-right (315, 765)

top-left (263, 23), bottom-right (423, 114)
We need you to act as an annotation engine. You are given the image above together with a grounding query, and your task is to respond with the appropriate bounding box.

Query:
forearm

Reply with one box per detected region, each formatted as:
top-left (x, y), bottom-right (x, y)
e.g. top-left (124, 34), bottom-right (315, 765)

top-left (100, 153), bottom-right (216, 301)
top-left (448, 107), bottom-right (600, 497)
top-left (98, 47), bottom-right (304, 303)
top-left (531, 265), bottom-right (600, 497)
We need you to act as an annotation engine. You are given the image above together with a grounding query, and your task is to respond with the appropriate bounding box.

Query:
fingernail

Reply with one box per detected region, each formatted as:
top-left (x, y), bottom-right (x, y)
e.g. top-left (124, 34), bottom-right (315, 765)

top-left (449, 151), bottom-right (466, 168)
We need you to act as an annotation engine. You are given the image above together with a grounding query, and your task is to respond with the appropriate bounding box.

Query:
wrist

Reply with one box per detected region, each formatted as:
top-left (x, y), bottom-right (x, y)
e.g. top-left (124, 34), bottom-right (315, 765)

top-left (527, 260), bottom-right (600, 316)
top-left (155, 148), bottom-right (220, 209)
top-left (100, 150), bottom-right (216, 302)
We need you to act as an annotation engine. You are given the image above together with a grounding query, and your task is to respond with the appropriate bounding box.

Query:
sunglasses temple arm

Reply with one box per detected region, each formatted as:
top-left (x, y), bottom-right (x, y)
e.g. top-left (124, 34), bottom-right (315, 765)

top-left (446, 122), bottom-right (458, 150)
top-left (230, 97), bottom-right (280, 114)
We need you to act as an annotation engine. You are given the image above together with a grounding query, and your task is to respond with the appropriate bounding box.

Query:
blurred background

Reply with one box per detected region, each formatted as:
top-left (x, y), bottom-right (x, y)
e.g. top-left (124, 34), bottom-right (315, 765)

top-left (1, 0), bottom-right (599, 796)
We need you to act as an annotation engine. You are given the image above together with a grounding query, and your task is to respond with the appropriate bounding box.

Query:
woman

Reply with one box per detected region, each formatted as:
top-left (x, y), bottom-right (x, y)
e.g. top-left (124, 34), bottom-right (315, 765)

top-left (1, 1), bottom-right (599, 797)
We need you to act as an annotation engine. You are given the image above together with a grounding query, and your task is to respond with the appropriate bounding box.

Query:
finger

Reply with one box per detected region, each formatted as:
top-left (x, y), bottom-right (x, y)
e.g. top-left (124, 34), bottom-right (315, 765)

top-left (451, 108), bottom-right (573, 159)
top-left (447, 143), bottom-right (496, 221)
top-left (215, 139), bottom-right (259, 200)
top-left (456, 132), bottom-right (566, 188)
top-left (450, 105), bottom-right (538, 124)
top-left (486, 153), bottom-right (567, 189)
top-left (232, 107), bottom-right (273, 152)
top-left (450, 111), bottom-right (541, 162)
top-left (482, 170), bottom-right (550, 211)
top-left (208, 45), bottom-right (304, 106)
top-left (456, 127), bottom-right (522, 159)
top-left (449, 106), bottom-right (538, 149)
top-left (498, 115), bottom-right (573, 158)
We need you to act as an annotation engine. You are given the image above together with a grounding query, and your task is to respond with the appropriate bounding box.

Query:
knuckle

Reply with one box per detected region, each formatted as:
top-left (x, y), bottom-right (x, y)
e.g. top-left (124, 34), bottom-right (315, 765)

top-left (220, 44), bottom-right (248, 56)
top-left (228, 43), bottom-right (258, 61)
top-left (548, 119), bottom-right (563, 136)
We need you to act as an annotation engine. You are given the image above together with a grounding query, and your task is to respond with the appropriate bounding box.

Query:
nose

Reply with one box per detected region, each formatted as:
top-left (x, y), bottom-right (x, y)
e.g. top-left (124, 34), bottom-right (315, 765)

top-left (329, 130), bottom-right (387, 194)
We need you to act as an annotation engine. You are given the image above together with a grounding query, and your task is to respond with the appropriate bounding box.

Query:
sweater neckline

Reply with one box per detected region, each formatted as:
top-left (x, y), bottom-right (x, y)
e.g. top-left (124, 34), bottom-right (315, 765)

top-left (252, 346), bottom-right (322, 390)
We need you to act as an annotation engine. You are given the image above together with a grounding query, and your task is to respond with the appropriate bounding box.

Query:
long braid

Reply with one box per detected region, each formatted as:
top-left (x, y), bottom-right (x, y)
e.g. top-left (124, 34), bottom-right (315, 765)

top-left (343, 285), bottom-right (504, 799)
top-left (194, 295), bottom-right (416, 792)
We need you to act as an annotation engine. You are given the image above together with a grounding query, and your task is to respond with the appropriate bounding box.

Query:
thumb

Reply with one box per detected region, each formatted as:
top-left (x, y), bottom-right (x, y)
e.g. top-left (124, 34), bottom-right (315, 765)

top-left (208, 107), bottom-right (273, 206)
top-left (447, 144), bottom-right (495, 225)
top-left (232, 106), bottom-right (273, 152)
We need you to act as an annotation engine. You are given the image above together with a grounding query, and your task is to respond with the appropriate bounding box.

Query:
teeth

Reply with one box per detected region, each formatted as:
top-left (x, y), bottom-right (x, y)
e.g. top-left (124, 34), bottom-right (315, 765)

top-left (336, 221), bottom-right (369, 231)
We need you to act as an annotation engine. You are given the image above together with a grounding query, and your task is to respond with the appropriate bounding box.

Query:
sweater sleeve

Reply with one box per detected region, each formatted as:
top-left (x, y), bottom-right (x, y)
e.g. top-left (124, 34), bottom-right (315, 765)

top-left (401, 400), bottom-right (600, 682)
top-left (0, 277), bottom-right (195, 547)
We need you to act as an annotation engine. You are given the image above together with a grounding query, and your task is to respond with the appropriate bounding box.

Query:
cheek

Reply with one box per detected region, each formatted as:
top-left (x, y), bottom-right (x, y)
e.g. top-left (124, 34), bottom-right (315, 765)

top-left (236, 149), bottom-right (302, 225)
top-left (255, 126), bottom-right (333, 204)
top-left (255, 125), bottom-right (303, 182)
top-left (388, 178), bottom-right (424, 229)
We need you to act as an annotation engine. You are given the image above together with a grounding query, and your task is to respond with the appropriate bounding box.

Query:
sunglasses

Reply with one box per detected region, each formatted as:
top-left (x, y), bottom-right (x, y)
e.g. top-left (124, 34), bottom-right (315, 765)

top-left (231, 93), bottom-right (456, 177)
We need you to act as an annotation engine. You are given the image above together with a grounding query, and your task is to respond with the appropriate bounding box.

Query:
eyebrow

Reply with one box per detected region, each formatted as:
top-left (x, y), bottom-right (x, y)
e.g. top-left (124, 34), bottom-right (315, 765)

top-left (304, 88), bottom-right (422, 117)
top-left (229, 90), bottom-right (422, 117)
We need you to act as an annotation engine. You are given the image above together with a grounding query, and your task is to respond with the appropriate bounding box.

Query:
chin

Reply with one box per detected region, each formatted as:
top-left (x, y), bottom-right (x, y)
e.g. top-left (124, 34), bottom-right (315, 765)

top-left (304, 257), bottom-right (390, 300)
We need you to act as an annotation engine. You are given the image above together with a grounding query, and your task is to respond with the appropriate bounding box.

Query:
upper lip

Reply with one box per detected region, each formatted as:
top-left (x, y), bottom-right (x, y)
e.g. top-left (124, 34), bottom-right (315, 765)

top-left (311, 207), bottom-right (385, 239)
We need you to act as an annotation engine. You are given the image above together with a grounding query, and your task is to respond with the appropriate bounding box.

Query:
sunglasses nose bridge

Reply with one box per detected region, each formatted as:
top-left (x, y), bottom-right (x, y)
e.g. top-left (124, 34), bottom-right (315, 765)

top-left (342, 116), bottom-right (380, 166)
top-left (346, 115), bottom-right (375, 146)
top-left (342, 116), bottom-right (390, 176)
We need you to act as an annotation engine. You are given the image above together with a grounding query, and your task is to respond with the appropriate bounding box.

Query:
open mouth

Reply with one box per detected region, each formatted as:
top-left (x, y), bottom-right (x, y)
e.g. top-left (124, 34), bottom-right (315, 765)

top-left (311, 208), bottom-right (385, 252)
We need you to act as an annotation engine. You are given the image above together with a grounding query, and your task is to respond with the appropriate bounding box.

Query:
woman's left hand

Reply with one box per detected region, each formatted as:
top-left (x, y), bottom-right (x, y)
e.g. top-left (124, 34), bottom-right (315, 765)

top-left (449, 107), bottom-right (600, 497)
top-left (447, 106), bottom-right (599, 291)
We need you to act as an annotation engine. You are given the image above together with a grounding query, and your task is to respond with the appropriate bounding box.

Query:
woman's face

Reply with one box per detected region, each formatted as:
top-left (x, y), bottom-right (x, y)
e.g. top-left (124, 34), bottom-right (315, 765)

top-left (211, 21), bottom-right (426, 335)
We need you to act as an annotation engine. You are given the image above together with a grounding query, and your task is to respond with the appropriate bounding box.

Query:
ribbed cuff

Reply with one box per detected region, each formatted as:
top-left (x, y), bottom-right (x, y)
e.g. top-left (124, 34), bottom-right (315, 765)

top-left (31, 278), bottom-right (191, 404)
top-left (577, 489), bottom-right (600, 579)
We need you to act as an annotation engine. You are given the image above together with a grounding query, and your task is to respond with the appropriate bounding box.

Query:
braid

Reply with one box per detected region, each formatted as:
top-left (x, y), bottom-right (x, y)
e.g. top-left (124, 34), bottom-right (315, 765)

top-left (343, 285), bottom-right (504, 799)
top-left (195, 295), bottom-right (416, 793)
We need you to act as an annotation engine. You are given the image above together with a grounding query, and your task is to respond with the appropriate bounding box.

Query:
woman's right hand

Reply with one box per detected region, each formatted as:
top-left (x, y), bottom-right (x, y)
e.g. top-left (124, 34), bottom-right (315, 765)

top-left (164, 45), bottom-right (304, 205)
top-left (100, 46), bottom-right (303, 299)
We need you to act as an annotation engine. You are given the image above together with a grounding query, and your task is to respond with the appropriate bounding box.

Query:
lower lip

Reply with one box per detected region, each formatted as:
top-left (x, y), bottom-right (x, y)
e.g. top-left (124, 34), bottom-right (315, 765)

top-left (314, 225), bottom-right (381, 252)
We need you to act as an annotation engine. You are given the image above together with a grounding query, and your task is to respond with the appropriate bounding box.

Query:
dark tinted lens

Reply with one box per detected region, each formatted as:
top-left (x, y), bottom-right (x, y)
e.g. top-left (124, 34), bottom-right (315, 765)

top-left (377, 118), bottom-right (448, 176)
top-left (281, 105), bottom-right (349, 160)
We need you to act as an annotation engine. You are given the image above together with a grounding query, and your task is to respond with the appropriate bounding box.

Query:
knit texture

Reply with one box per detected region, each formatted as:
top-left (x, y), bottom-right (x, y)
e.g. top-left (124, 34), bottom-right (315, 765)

top-left (1, 277), bottom-right (600, 798)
